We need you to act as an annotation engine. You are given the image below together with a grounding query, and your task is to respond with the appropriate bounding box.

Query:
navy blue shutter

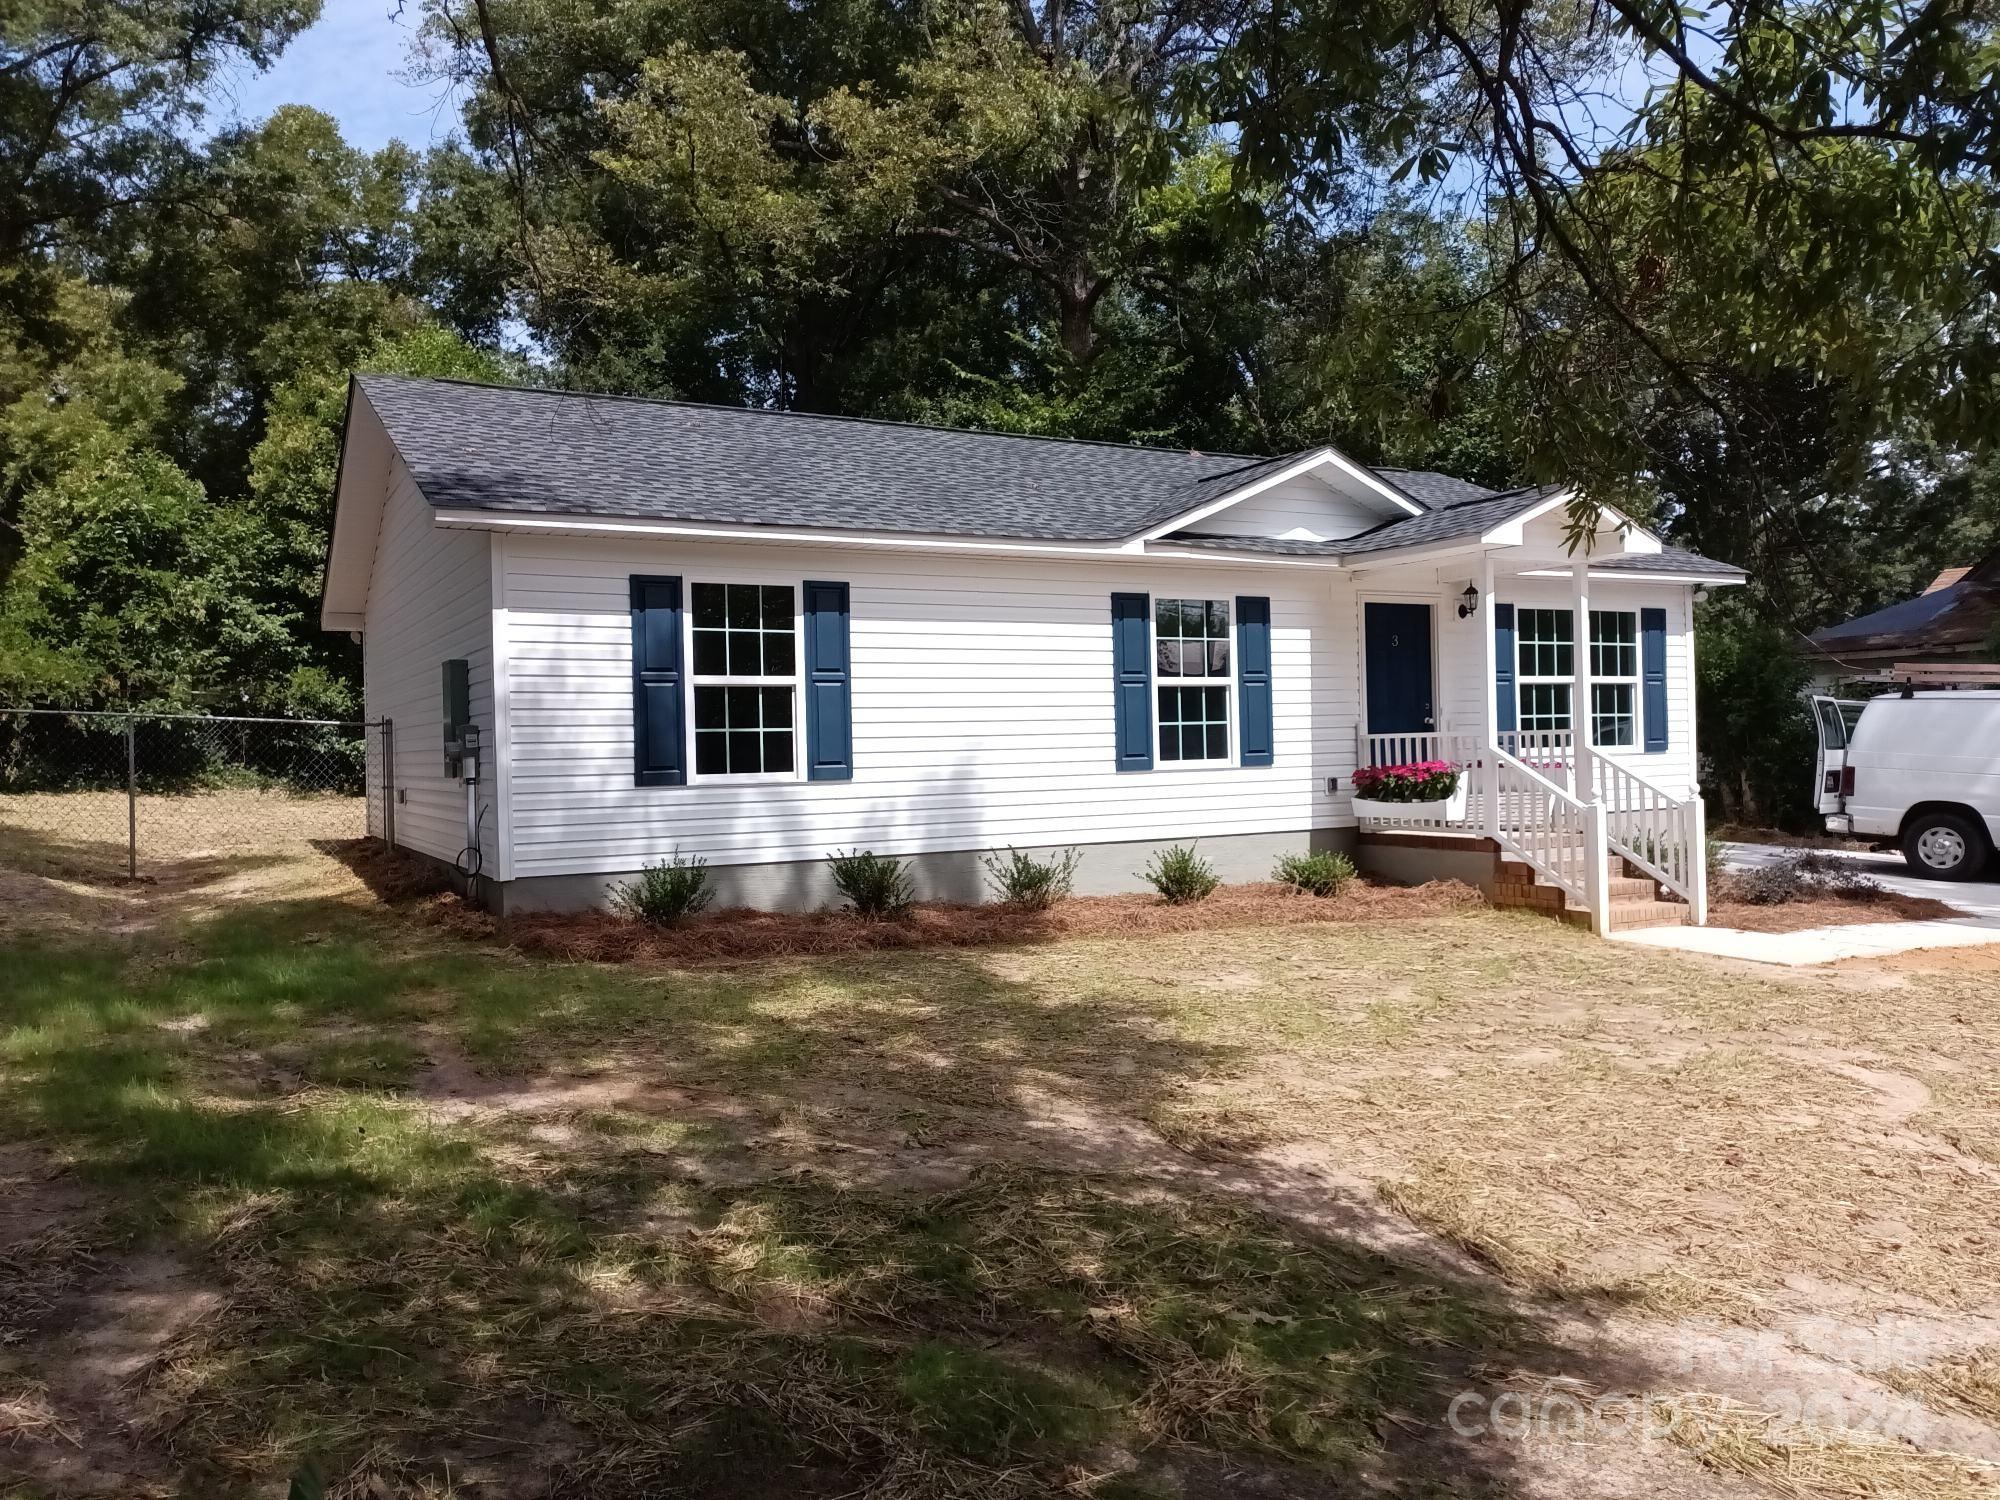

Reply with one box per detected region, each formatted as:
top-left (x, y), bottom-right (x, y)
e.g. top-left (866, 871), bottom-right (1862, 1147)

top-left (1111, 592), bottom-right (1153, 771)
top-left (804, 580), bottom-right (853, 781)
top-left (1236, 595), bottom-right (1274, 767)
top-left (1641, 606), bottom-right (1668, 752)
top-left (631, 575), bottom-right (685, 787)
top-left (1493, 603), bottom-right (1518, 734)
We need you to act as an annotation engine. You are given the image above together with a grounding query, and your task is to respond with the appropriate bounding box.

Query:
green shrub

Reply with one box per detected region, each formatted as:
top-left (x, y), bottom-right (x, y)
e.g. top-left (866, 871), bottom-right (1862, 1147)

top-left (830, 848), bottom-right (916, 917)
top-left (610, 852), bottom-right (714, 926)
top-left (1273, 849), bottom-right (1356, 897)
top-left (1141, 843), bottom-right (1218, 904)
top-left (981, 846), bottom-right (1083, 910)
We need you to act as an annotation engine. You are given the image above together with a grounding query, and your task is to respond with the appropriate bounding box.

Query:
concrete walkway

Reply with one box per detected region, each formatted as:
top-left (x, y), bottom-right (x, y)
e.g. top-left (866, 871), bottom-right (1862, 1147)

top-left (1610, 841), bottom-right (2000, 966)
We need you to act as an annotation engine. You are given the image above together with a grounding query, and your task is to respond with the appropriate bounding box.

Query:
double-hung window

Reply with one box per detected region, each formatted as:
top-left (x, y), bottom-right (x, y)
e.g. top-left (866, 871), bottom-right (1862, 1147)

top-left (1515, 607), bottom-right (1573, 734)
top-left (690, 582), bottom-right (797, 777)
top-left (1155, 598), bottom-right (1231, 762)
top-left (1588, 610), bottom-right (1639, 747)
top-left (1512, 607), bottom-right (1644, 747)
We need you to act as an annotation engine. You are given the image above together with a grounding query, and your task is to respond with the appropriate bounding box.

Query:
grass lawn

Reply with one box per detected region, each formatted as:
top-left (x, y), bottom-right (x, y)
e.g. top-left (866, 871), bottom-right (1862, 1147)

top-left (2, 826), bottom-right (1999, 1499)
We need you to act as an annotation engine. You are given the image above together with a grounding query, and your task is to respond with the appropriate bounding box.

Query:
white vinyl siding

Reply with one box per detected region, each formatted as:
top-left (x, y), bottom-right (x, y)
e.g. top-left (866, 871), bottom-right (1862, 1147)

top-left (1432, 578), bottom-right (1699, 797)
top-left (361, 456), bottom-right (494, 862)
top-left (494, 536), bottom-right (1358, 877)
top-left (1199, 479), bottom-right (1400, 542)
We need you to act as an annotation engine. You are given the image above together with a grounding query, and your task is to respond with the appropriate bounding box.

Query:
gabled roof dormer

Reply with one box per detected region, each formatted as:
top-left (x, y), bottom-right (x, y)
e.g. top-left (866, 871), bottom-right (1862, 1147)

top-left (1134, 448), bottom-right (1426, 546)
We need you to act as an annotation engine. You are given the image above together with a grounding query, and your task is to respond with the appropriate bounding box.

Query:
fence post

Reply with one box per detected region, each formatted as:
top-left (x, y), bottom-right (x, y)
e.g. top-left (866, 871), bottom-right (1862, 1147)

top-left (381, 718), bottom-right (396, 849)
top-left (125, 716), bottom-right (137, 878)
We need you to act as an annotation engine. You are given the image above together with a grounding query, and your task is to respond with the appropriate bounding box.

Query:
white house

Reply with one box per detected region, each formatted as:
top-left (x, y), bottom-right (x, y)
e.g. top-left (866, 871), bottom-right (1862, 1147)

top-left (321, 376), bottom-right (1745, 933)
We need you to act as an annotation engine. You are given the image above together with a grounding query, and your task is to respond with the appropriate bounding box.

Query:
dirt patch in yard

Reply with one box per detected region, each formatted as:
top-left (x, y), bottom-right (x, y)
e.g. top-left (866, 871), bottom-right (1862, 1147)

top-left (447, 878), bottom-right (1486, 966)
top-left (1709, 890), bottom-right (1961, 931)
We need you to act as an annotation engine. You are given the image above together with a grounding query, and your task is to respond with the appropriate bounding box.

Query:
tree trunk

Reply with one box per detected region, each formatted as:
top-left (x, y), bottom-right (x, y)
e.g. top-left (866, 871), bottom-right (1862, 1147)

top-left (1056, 265), bottom-right (1104, 367)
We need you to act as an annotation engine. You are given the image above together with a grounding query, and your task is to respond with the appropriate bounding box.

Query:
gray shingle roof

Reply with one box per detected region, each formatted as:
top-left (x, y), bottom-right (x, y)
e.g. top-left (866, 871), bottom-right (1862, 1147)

top-left (1332, 486), bottom-right (1564, 557)
top-left (350, 376), bottom-right (1742, 580)
top-left (1163, 487), bottom-right (1552, 560)
top-left (1162, 533), bottom-right (1346, 556)
top-left (1592, 547), bottom-right (1746, 580)
top-left (358, 375), bottom-right (1279, 543)
top-left (1372, 467), bottom-right (1498, 509)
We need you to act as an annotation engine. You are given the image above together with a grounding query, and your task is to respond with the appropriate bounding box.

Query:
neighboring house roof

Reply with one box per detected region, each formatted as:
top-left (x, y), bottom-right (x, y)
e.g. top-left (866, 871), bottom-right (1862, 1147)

top-left (340, 375), bottom-right (1741, 579)
top-left (1924, 565), bottom-right (1970, 594)
top-left (1809, 548), bottom-right (2000, 659)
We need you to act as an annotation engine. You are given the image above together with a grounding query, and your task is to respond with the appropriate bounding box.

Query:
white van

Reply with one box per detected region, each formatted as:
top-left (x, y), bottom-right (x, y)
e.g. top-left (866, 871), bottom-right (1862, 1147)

top-left (1814, 691), bottom-right (2000, 879)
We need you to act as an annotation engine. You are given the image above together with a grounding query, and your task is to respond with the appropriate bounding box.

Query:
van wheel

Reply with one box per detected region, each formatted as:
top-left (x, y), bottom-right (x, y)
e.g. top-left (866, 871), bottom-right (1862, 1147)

top-left (1902, 811), bottom-right (1990, 880)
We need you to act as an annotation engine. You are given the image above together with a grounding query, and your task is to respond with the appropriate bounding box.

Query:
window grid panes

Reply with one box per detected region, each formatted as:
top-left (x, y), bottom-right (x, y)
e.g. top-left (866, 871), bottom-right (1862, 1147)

top-left (689, 582), bottom-right (797, 777)
top-left (1516, 608), bottom-right (1574, 732)
top-left (1155, 599), bottom-right (1231, 762)
top-left (1155, 598), bottom-right (1231, 679)
top-left (694, 685), bottom-right (795, 776)
top-left (692, 583), bottom-right (796, 678)
top-left (1589, 610), bottom-right (1638, 747)
top-left (1158, 685), bottom-right (1230, 762)
top-left (1516, 608), bottom-right (1573, 679)
top-left (1520, 682), bottom-right (1571, 734)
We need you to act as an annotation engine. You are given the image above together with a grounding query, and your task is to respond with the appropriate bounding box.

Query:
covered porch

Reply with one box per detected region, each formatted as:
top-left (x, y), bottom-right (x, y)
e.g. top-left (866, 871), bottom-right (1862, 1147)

top-left (1337, 524), bottom-right (1713, 933)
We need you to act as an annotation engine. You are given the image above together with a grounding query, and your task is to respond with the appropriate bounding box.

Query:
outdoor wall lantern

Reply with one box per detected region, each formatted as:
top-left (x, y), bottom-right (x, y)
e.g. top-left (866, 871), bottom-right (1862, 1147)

top-left (1457, 583), bottom-right (1480, 619)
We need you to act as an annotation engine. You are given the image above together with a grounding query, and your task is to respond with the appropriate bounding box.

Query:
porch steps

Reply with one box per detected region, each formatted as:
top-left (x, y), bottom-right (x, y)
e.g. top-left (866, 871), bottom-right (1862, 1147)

top-left (1491, 858), bottom-right (1689, 930)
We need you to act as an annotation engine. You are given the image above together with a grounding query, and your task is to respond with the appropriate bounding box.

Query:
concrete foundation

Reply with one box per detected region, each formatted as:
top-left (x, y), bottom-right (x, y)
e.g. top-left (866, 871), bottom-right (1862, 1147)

top-left (1353, 830), bottom-right (1501, 896)
top-left (474, 827), bottom-right (1359, 915)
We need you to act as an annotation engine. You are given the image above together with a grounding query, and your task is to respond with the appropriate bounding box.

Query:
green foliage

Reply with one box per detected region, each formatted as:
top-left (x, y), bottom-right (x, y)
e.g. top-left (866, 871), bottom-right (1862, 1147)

top-left (981, 846), bottom-right (1083, 910)
top-left (0, 451), bottom-right (282, 707)
top-left (829, 849), bottom-right (916, 918)
top-left (1141, 844), bottom-right (1219, 905)
top-left (1694, 594), bottom-right (1819, 829)
top-left (1273, 850), bottom-right (1356, 898)
top-left (611, 853), bottom-right (715, 927)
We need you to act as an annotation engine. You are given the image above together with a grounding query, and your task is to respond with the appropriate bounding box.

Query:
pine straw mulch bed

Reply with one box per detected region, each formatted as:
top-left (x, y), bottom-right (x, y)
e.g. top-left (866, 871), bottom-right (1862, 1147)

top-left (1707, 889), bottom-right (1959, 934)
top-left (440, 877), bottom-right (1487, 966)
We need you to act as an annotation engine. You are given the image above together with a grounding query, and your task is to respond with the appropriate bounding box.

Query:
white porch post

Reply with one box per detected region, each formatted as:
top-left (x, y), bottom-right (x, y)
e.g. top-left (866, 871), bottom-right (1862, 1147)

top-left (1479, 550), bottom-right (1499, 838)
top-left (1569, 557), bottom-right (1594, 800)
top-left (1572, 556), bottom-right (1610, 934)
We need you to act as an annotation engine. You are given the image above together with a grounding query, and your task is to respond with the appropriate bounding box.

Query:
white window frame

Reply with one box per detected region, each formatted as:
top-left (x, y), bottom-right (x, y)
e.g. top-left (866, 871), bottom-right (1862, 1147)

top-left (1588, 609), bottom-right (1640, 749)
top-left (684, 578), bottom-right (807, 784)
top-left (1152, 596), bottom-right (1236, 767)
top-left (1515, 606), bottom-right (1574, 735)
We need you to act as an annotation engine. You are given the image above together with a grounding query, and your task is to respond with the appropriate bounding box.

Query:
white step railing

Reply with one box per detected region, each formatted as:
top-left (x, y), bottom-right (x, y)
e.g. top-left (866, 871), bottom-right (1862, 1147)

top-left (1352, 727), bottom-right (1700, 933)
top-left (1588, 755), bottom-right (1708, 924)
top-left (1485, 746), bottom-right (1609, 931)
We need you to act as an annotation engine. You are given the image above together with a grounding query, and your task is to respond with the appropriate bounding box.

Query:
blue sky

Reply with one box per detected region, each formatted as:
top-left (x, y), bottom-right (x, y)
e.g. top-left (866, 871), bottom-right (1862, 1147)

top-left (201, 0), bottom-right (463, 152)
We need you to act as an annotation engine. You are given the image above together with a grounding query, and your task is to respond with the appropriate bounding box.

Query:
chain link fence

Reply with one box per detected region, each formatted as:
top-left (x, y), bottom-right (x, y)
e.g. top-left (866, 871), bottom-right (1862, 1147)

top-left (0, 709), bottom-right (394, 879)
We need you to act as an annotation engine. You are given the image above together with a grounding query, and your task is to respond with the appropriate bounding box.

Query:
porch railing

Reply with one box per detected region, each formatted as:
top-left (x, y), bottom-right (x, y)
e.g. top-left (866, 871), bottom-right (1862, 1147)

top-left (1354, 731), bottom-right (1484, 830)
top-left (1487, 746), bottom-right (1606, 926)
top-left (1351, 725), bottom-right (1706, 932)
top-left (1588, 755), bottom-right (1707, 923)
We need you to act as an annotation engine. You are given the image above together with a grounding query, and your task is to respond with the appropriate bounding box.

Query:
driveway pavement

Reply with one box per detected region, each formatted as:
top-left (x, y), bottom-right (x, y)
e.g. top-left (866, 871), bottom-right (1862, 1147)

top-left (1611, 840), bottom-right (2000, 965)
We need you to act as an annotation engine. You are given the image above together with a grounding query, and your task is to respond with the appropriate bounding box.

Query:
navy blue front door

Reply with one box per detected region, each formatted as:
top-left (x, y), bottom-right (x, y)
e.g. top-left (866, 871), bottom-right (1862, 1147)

top-left (1364, 602), bottom-right (1435, 738)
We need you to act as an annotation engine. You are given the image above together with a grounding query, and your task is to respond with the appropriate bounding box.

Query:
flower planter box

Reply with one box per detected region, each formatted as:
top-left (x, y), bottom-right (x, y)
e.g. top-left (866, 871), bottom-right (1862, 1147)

top-left (1352, 783), bottom-right (1468, 823)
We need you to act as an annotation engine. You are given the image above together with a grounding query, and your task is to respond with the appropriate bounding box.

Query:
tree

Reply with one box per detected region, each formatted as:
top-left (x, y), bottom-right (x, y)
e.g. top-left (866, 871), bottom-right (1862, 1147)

top-left (1, 0), bottom-right (316, 279)
top-left (0, 451), bottom-right (280, 708)
top-left (243, 326), bottom-right (517, 716)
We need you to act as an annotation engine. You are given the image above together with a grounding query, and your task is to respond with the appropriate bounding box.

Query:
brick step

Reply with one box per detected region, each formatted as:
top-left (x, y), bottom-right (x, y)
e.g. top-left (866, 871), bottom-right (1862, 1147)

top-left (1605, 899), bottom-right (1691, 931)
top-left (1494, 868), bottom-right (1658, 902)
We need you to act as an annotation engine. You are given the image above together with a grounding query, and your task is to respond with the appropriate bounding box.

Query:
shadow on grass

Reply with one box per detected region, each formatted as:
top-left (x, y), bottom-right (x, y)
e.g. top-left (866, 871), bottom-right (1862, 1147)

top-left (0, 875), bottom-right (1688, 1499)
